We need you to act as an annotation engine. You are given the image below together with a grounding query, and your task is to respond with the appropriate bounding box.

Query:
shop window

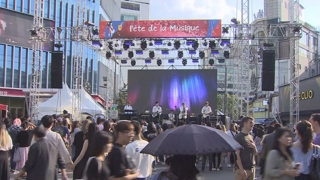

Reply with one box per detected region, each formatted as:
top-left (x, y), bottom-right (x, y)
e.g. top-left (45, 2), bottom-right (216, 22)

top-left (8, 0), bottom-right (14, 9)
top-left (6, 45), bottom-right (13, 87)
top-left (14, 47), bottom-right (21, 88)
top-left (23, 0), bottom-right (29, 13)
top-left (16, 0), bottom-right (22, 11)
top-left (21, 48), bottom-right (27, 88)
top-left (1, 0), bottom-right (7, 8)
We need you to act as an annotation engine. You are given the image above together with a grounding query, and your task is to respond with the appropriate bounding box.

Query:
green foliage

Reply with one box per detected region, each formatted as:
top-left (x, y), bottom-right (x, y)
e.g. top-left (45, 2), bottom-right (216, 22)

top-left (217, 93), bottom-right (239, 118)
top-left (116, 90), bottom-right (127, 112)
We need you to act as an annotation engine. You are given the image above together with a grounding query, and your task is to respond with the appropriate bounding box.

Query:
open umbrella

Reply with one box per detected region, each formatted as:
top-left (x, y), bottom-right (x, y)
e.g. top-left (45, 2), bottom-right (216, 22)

top-left (141, 124), bottom-right (242, 155)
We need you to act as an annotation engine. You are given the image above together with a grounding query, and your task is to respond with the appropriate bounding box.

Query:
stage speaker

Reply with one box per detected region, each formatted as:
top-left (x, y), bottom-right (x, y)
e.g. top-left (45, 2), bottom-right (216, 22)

top-left (261, 71), bottom-right (275, 91)
top-left (261, 50), bottom-right (276, 91)
top-left (51, 51), bottom-right (63, 88)
top-left (262, 50), bottom-right (276, 71)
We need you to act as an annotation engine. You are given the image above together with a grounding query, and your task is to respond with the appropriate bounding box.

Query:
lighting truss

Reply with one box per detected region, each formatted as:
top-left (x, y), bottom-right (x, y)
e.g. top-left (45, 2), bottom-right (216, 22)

top-left (71, 0), bottom-right (87, 121)
top-left (289, 0), bottom-right (301, 127)
top-left (29, 0), bottom-right (44, 123)
top-left (29, 23), bottom-right (301, 121)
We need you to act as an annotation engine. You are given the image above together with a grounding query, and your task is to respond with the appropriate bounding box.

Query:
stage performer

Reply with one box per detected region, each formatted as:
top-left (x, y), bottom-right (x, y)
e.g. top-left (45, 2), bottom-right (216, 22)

top-left (179, 103), bottom-right (188, 123)
top-left (152, 102), bottom-right (162, 124)
top-left (201, 101), bottom-right (212, 124)
top-left (124, 101), bottom-right (133, 114)
top-left (168, 110), bottom-right (175, 122)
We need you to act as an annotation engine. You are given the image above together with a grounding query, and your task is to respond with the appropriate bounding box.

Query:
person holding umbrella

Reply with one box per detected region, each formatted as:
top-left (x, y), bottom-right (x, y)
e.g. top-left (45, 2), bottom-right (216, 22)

top-left (149, 155), bottom-right (199, 180)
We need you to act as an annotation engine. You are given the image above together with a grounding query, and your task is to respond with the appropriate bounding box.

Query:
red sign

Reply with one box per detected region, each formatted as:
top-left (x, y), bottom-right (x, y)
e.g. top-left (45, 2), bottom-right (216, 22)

top-left (0, 88), bottom-right (25, 97)
top-left (91, 94), bottom-right (106, 106)
top-left (0, 104), bottom-right (7, 111)
top-left (99, 20), bottom-right (222, 39)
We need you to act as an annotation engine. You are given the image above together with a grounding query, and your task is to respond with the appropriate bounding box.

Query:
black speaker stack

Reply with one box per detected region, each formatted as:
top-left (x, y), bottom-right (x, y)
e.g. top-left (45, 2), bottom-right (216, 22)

top-left (51, 51), bottom-right (63, 89)
top-left (261, 50), bottom-right (276, 91)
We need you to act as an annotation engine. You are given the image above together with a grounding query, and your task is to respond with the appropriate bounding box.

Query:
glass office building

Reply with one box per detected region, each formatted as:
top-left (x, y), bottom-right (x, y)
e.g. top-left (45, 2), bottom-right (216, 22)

top-left (0, 0), bottom-right (109, 117)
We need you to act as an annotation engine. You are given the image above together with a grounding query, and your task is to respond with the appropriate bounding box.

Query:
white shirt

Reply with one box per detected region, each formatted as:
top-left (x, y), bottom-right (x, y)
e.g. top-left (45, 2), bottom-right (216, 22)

top-left (152, 106), bottom-right (162, 114)
top-left (97, 124), bottom-right (104, 131)
top-left (201, 105), bottom-right (212, 114)
top-left (125, 140), bottom-right (154, 178)
top-left (180, 106), bottom-right (188, 113)
top-left (168, 113), bottom-right (175, 120)
top-left (124, 105), bottom-right (133, 114)
top-left (31, 129), bottom-right (72, 163)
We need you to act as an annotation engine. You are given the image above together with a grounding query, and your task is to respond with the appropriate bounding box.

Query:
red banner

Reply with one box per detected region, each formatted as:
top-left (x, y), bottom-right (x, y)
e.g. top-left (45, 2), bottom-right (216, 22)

top-left (99, 20), bottom-right (221, 39)
top-left (0, 88), bottom-right (25, 97)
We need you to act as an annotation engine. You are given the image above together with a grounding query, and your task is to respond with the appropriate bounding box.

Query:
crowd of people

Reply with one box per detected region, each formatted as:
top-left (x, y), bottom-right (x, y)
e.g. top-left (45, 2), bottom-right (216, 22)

top-left (0, 113), bottom-right (320, 180)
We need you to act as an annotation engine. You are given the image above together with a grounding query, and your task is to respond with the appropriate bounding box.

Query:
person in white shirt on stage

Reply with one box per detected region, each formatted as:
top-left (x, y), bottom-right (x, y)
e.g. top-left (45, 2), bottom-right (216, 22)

top-left (125, 121), bottom-right (154, 180)
top-left (168, 110), bottom-right (175, 122)
top-left (152, 102), bottom-right (162, 123)
top-left (124, 101), bottom-right (133, 114)
top-left (201, 101), bottom-right (212, 124)
top-left (179, 103), bottom-right (188, 123)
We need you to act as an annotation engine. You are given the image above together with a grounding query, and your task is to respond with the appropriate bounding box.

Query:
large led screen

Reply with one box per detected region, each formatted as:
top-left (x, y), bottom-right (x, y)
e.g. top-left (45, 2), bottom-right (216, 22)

top-left (127, 70), bottom-right (218, 114)
top-left (0, 8), bottom-right (55, 51)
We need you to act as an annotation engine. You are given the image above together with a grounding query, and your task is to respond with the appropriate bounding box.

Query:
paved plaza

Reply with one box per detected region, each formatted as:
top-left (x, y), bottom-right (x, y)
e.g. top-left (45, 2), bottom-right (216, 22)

top-left (11, 162), bottom-right (260, 180)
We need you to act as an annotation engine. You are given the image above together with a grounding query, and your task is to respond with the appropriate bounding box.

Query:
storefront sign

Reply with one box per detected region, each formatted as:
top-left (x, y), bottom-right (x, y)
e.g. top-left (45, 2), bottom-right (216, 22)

top-left (253, 107), bottom-right (267, 112)
top-left (299, 90), bottom-right (314, 100)
top-left (0, 88), bottom-right (25, 97)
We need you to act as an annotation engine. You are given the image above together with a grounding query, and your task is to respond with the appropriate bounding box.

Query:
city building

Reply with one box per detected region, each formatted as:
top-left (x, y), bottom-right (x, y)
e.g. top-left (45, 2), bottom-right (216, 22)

top-left (249, 0), bottom-right (319, 123)
top-left (0, 0), bottom-right (119, 118)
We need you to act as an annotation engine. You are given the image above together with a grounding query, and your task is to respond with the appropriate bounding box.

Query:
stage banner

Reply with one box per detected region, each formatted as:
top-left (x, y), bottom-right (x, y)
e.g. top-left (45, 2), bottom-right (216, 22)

top-left (99, 20), bottom-right (222, 39)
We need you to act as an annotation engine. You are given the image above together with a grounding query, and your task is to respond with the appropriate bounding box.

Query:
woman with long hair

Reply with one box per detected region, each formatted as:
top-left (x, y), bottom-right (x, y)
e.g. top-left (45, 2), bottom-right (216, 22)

top-left (291, 121), bottom-right (314, 180)
top-left (264, 127), bottom-right (299, 180)
top-left (73, 119), bottom-right (92, 161)
top-left (83, 131), bottom-right (113, 180)
top-left (72, 123), bottom-right (97, 179)
top-left (0, 122), bottom-right (13, 180)
top-left (254, 125), bottom-right (265, 168)
top-left (226, 123), bottom-right (237, 167)
top-left (15, 122), bottom-right (33, 171)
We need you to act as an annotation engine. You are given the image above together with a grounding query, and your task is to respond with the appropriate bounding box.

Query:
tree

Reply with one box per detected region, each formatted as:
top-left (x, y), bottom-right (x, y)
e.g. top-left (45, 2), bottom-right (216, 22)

top-left (217, 93), bottom-right (240, 119)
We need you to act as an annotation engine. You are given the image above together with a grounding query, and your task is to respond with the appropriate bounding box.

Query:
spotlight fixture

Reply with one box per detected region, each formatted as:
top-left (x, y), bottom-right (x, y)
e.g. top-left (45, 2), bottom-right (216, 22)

top-left (121, 59), bottom-right (127, 64)
top-left (174, 40), bottom-right (180, 50)
top-left (220, 39), bottom-right (231, 46)
top-left (131, 59), bottom-right (136, 66)
top-left (108, 42), bottom-right (113, 50)
top-left (223, 51), bottom-right (230, 59)
top-left (211, 50), bottom-right (219, 55)
top-left (30, 30), bottom-right (37, 37)
top-left (209, 58), bottom-right (214, 66)
top-left (263, 43), bottom-right (274, 47)
top-left (182, 59), bottom-right (187, 66)
top-left (106, 51), bottom-right (112, 59)
top-left (157, 58), bottom-right (162, 66)
top-left (149, 51), bottom-right (155, 59)
top-left (199, 51), bottom-right (205, 59)
top-left (178, 51), bottom-right (183, 59)
top-left (222, 27), bottom-right (229, 34)
top-left (167, 41), bottom-right (172, 46)
top-left (202, 40), bottom-right (208, 46)
top-left (192, 41), bottom-right (199, 50)
top-left (231, 18), bottom-right (239, 24)
top-left (149, 41), bottom-right (153, 46)
top-left (145, 59), bottom-right (152, 64)
top-left (54, 43), bottom-right (63, 49)
top-left (161, 49), bottom-right (169, 55)
top-left (136, 50), bottom-right (143, 55)
top-left (218, 59), bottom-right (225, 63)
top-left (293, 26), bottom-right (301, 33)
top-left (186, 39), bottom-right (195, 45)
top-left (128, 51), bottom-right (134, 59)
top-left (92, 28), bottom-right (99, 35)
top-left (124, 40), bottom-right (133, 46)
top-left (123, 43), bottom-right (129, 50)
top-left (140, 40), bottom-right (147, 50)
top-left (209, 40), bottom-right (216, 49)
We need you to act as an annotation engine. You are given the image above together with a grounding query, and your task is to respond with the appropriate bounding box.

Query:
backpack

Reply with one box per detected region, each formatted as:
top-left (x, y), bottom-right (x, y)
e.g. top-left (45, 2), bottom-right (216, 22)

top-left (310, 145), bottom-right (320, 180)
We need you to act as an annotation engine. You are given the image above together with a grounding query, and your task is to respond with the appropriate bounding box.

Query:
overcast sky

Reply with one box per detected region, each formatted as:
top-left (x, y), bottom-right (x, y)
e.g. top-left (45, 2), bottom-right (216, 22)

top-left (149, 0), bottom-right (320, 29)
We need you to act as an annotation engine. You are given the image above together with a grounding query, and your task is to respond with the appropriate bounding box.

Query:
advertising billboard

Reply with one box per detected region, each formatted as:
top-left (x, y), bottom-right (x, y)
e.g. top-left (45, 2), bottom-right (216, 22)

top-left (99, 20), bottom-right (222, 39)
top-left (0, 8), bottom-right (55, 51)
top-left (279, 76), bottom-right (320, 113)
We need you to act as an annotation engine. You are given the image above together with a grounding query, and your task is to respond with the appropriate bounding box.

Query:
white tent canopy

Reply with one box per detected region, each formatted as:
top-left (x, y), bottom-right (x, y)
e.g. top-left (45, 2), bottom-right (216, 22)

top-left (37, 84), bottom-right (105, 120)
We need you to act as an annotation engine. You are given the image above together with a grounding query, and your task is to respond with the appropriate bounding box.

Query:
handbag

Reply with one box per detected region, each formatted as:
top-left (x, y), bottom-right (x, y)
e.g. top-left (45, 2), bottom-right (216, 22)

top-left (13, 147), bottom-right (21, 162)
top-left (309, 145), bottom-right (320, 180)
top-left (79, 157), bottom-right (102, 180)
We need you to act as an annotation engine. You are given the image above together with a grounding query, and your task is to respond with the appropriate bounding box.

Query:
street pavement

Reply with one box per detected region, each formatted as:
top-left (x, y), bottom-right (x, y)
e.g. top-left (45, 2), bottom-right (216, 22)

top-left (11, 162), bottom-right (259, 180)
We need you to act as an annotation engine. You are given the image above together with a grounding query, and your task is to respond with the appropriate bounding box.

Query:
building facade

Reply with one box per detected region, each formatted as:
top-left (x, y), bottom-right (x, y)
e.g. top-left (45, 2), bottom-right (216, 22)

top-left (0, 0), bottom-right (119, 118)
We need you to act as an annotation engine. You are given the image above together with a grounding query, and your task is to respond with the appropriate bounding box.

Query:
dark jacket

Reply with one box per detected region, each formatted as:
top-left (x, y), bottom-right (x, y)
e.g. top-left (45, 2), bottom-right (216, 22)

top-left (23, 138), bottom-right (66, 180)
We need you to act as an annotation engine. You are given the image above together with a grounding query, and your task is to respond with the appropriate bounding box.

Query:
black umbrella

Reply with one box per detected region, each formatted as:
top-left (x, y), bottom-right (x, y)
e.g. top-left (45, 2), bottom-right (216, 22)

top-left (140, 124), bottom-right (243, 155)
